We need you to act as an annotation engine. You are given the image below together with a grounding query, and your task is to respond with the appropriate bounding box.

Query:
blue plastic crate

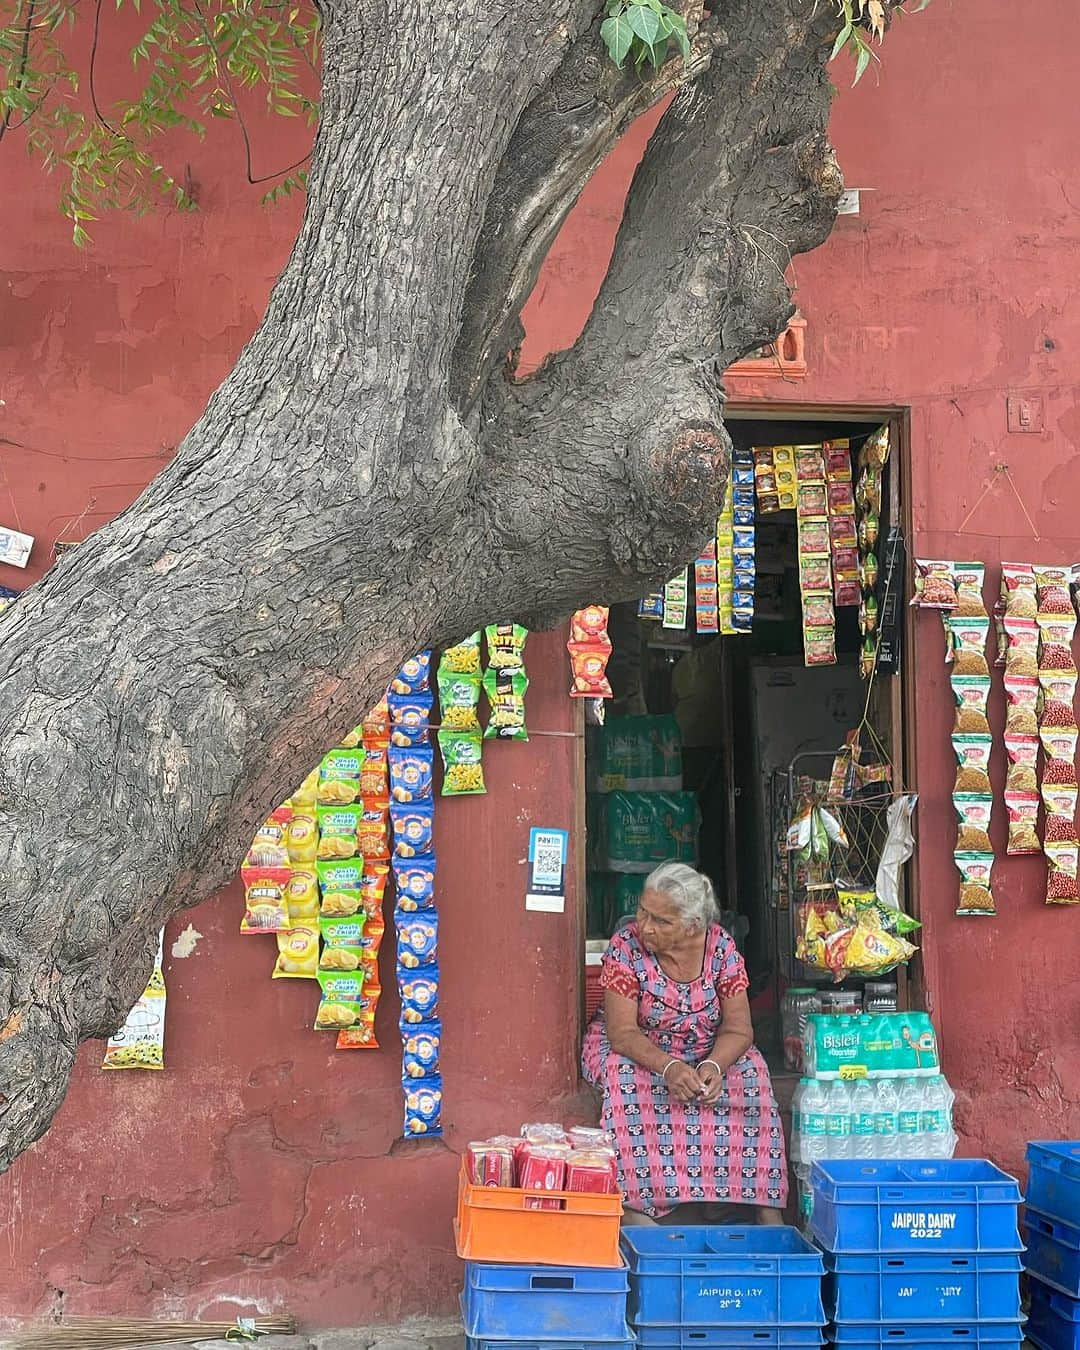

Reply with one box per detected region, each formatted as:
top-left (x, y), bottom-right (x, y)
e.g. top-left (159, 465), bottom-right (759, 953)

top-left (635, 1328), bottom-right (825, 1347)
top-left (620, 1225), bottom-right (826, 1327)
top-left (810, 1160), bottom-right (1023, 1254)
top-left (1025, 1208), bottom-right (1080, 1297)
top-left (1026, 1275), bottom-right (1080, 1350)
top-left (462, 1263), bottom-right (630, 1341)
top-left (465, 1340), bottom-right (634, 1350)
top-left (827, 1324), bottom-right (1025, 1350)
top-left (1027, 1144), bottom-right (1080, 1228)
top-left (824, 1252), bottom-right (1022, 1323)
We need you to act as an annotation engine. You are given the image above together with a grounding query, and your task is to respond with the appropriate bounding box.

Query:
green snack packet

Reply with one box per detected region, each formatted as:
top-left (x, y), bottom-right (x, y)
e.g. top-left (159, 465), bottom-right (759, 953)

top-left (318, 747), bottom-right (366, 804)
top-left (438, 728), bottom-right (486, 796)
top-left (316, 858), bottom-right (365, 917)
top-left (313, 968), bottom-right (365, 1030)
top-left (316, 804), bottom-right (363, 860)
top-left (437, 669), bottom-right (481, 734)
top-left (483, 667), bottom-right (529, 741)
top-left (438, 632), bottom-right (482, 676)
top-left (318, 913), bottom-right (366, 973)
top-left (485, 623), bottom-right (528, 672)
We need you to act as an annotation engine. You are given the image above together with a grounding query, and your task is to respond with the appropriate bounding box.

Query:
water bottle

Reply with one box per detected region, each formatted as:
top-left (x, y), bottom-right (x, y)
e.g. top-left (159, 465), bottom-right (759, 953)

top-left (793, 1162), bottom-right (813, 1233)
top-left (801, 1076), bottom-right (829, 1164)
top-left (921, 1075), bottom-right (952, 1158)
top-left (825, 1078), bottom-right (852, 1159)
top-left (790, 1078), bottom-right (808, 1164)
top-left (874, 1076), bottom-right (900, 1158)
top-left (850, 1078), bottom-right (878, 1159)
top-left (897, 1076), bottom-right (924, 1151)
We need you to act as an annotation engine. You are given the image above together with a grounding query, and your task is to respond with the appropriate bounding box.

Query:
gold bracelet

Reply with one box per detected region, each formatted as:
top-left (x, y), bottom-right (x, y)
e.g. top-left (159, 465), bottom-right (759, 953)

top-left (699, 1058), bottom-right (722, 1075)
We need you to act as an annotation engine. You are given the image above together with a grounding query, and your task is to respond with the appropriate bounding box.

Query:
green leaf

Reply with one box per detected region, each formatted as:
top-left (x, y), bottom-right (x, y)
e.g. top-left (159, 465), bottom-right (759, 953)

top-left (665, 10), bottom-right (690, 59)
top-left (626, 3), bottom-right (662, 46)
top-left (829, 22), bottom-right (852, 60)
top-left (72, 223), bottom-right (91, 247)
top-left (600, 12), bottom-right (634, 66)
top-left (853, 42), bottom-right (871, 82)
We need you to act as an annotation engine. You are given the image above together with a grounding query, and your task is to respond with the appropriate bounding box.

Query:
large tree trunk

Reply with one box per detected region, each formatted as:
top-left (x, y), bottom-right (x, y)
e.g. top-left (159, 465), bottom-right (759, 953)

top-left (0, 0), bottom-right (847, 1169)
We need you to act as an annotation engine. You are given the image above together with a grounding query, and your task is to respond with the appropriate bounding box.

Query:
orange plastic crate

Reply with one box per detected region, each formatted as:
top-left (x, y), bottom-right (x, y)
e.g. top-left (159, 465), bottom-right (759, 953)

top-left (454, 1167), bottom-right (623, 1268)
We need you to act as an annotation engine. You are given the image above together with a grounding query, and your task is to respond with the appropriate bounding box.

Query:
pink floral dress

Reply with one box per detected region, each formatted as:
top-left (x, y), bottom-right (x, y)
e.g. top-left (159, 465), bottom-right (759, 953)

top-left (582, 921), bottom-right (787, 1217)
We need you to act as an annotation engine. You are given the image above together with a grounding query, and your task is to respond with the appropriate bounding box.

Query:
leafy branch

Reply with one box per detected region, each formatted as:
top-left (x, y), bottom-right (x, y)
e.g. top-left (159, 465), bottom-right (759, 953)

top-left (0, 0), bottom-right (321, 242)
top-left (600, 0), bottom-right (690, 73)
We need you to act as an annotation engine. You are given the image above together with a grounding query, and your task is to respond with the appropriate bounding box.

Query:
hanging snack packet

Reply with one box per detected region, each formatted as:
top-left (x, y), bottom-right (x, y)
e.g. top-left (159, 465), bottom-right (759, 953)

top-left (389, 651), bottom-right (432, 695)
top-left (954, 850), bottom-right (995, 916)
top-left (397, 912), bottom-right (438, 968)
top-left (568, 639), bottom-right (613, 697)
top-left (389, 690), bottom-right (434, 746)
top-left (403, 1075), bottom-right (443, 1136)
top-left (285, 866), bottom-right (320, 922)
top-left (319, 913), bottom-right (366, 971)
top-left (402, 1020), bottom-right (441, 1078)
top-left (486, 623), bottom-right (528, 671)
top-left (390, 800), bottom-right (435, 857)
top-left (362, 698), bottom-right (391, 748)
top-left (438, 728), bottom-right (486, 795)
top-left (102, 933), bottom-right (167, 1071)
top-left (246, 805), bottom-right (293, 867)
top-left (571, 605), bottom-right (610, 645)
top-left (389, 744), bottom-right (434, 802)
top-left (316, 805), bottom-right (362, 860)
top-left (339, 723), bottom-right (364, 749)
top-left (393, 854), bottom-right (437, 911)
top-left (336, 1012), bottom-right (379, 1050)
top-left (240, 865), bottom-right (291, 933)
top-left (773, 445), bottom-right (797, 510)
top-left (437, 669), bottom-right (482, 733)
top-left (318, 857), bottom-right (365, 916)
top-left (360, 745), bottom-right (389, 799)
top-left (913, 560), bottom-right (958, 609)
top-left (285, 807), bottom-right (320, 865)
top-left (440, 632), bottom-right (482, 675)
top-left (318, 747), bottom-right (365, 805)
top-left (358, 916), bottom-right (385, 982)
top-left (361, 861), bottom-right (390, 917)
top-left (484, 667), bottom-right (529, 740)
top-left (1005, 791), bottom-right (1041, 855)
top-left (357, 800), bottom-right (391, 862)
top-left (314, 969), bottom-right (366, 1030)
top-left (400, 968), bottom-right (440, 1023)
top-left (273, 925), bottom-right (320, 979)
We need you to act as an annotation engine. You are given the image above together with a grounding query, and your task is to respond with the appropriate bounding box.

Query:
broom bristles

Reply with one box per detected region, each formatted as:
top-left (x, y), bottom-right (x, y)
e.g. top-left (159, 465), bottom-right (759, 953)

top-left (12, 1314), bottom-right (297, 1350)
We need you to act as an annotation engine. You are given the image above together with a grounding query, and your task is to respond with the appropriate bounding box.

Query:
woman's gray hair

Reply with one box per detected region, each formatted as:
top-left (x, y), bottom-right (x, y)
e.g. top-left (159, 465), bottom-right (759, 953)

top-left (644, 862), bottom-right (719, 931)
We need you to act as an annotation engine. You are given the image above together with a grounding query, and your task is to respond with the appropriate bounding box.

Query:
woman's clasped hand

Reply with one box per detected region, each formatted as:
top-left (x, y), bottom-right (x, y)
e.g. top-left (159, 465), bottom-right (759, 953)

top-left (663, 1058), bottom-right (724, 1104)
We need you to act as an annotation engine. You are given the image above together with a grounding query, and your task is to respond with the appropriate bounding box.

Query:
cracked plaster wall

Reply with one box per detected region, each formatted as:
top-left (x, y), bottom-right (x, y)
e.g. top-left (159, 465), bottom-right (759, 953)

top-left (1, 0), bottom-right (1079, 1330)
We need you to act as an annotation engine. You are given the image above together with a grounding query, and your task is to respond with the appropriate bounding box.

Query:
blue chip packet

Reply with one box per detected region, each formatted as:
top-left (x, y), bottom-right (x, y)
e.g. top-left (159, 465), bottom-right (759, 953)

top-left (403, 1074), bottom-right (443, 1136)
top-left (397, 912), bottom-right (438, 968)
top-left (390, 801), bottom-right (434, 858)
top-left (392, 854), bottom-right (437, 910)
top-left (399, 968), bottom-right (440, 1023)
top-left (389, 651), bottom-right (432, 695)
top-left (402, 1020), bottom-right (441, 1078)
top-left (389, 745), bottom-right (434, 802)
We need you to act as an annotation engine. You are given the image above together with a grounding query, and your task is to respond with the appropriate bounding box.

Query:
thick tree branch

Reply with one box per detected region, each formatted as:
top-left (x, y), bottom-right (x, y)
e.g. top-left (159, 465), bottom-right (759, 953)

top-left (450, 6), bottom-right (723, 420)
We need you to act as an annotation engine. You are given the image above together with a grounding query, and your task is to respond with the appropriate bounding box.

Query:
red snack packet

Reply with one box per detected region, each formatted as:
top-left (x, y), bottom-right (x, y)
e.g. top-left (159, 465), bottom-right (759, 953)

top-left (568, 640), bottom-right (613, 698)
top-left (520, 1145), bottom-right (567, 1210)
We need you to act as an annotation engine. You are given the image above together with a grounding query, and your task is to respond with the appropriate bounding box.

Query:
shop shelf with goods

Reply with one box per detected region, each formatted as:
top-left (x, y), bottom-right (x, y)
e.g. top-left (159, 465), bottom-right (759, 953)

top-left (620, 1225), bottom-right (827, 1336)
top-left (809, 1158), bottom-right (1025, 1350)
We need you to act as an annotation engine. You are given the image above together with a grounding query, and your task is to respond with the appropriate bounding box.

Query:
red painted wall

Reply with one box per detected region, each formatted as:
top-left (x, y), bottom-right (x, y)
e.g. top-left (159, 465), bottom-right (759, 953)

top-left (2, 0), bottom-right (1079, 1326)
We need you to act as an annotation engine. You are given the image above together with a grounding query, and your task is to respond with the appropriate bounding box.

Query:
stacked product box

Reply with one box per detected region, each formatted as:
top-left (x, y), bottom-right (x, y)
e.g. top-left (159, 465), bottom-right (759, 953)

top-left (811, 1157), bottom-right (1025, 1350)
top-left (621, 1224), bottom-right (826, 1350)
top-left (1024, 1140), bottom-right (1080, 1350)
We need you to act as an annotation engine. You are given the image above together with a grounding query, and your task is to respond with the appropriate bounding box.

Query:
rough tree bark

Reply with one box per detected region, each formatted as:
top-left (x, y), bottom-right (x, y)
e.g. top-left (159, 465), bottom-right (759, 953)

top-left (0, 0), bottom-right (857, 1169)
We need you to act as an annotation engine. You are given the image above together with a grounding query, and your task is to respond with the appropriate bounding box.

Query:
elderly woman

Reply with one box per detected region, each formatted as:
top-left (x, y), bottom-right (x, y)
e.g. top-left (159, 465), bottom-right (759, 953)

top-left (583, 862), bottom-right (787, 1224)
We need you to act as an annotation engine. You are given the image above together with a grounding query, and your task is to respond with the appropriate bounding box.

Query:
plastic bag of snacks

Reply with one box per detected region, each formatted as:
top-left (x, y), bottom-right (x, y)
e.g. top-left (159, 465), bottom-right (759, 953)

top-left (240, 865), bottom-right (291, 933)
top-left (390, 651), bottom-right (432, 694)
top-left (285, 866), bottom-right (320, 923)
top-left (389, 745), bottom-right (434, 802)
top-left (103, 932), bottom-right (166, 1070)
top-left (390, 800), bottom-right (435, 856)
top-left (438, 669), bottom-right (482, 733)
top-left (397, 912), bottom-right (438, 968)
top-left (912, 559), bottom-right (958, 609)
top-left (486, 623), bottom-right (527, 671)
top-left (314, 970), bottom-right (366, 1030)
top-left (246, 806), bottom-right (292, 867)
top-left (441, 631), bottom-right (482, 674)
top-left (402, 1020), bottom-right (441, 1078)
top-left (319, 914), bottom-right (366, 971)
top-left (400, 970), bottom-right (440, 1023)
top-left (483, 667), bottom-right (529, 740)
top-left (568, 605), bottom-right (613, 697)
top-left (318, 858), bottom-right (365, 917)
top-left (316, 805), bottom-right (362, 860)
top-left (403, 1076), bottom-right (443, 1135)
top-left (319, 748), bottom-right (365, 805)
top-left (438, 728), bottom-right (486, 795)
top-left (393, 854), bottom-right (437, 911)
top-left (273, 925), bottom-right (319, 978)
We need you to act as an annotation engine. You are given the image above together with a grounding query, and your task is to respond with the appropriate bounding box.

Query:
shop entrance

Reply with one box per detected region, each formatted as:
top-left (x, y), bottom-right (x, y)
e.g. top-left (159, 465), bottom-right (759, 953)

top-left (582, 408), bottom-right (916, 1076)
